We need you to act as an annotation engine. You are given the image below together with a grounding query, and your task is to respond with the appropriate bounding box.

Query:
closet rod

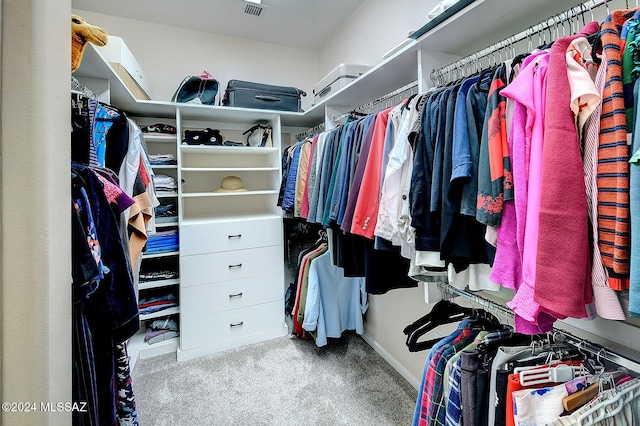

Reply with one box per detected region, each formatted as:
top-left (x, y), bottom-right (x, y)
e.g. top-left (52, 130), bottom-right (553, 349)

top-left (431, 0), bottom-right (610, 84)
top-left (437, 282), bottom-right (640, 374)
top-left (355, 80), bottom-right (419, 114)
top-left (295, 122), bottom-right (326, 141)
top-left (332, 80), bottom-right (419, 125)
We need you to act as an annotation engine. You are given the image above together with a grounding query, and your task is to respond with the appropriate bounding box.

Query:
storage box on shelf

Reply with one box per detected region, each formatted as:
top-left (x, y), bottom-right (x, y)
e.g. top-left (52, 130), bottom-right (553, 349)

top-left (97, 35), bottom-right (152, 100)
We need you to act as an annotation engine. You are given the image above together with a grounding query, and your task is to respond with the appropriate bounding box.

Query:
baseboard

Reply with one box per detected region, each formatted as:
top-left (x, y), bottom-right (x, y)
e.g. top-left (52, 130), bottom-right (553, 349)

top-left (361, 333), bottom-right (420, 390)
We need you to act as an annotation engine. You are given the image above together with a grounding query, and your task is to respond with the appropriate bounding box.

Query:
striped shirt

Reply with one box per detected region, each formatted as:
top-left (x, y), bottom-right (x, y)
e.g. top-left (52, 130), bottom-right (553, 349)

top-left (597, 9), bottom-right (637, 277)
top-left (583, 44), bottom-right (627, 319)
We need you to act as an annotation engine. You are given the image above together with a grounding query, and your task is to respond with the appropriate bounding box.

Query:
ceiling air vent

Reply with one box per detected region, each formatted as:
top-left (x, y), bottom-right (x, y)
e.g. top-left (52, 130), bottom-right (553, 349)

top-left (244, 4), bottom-right (264, 16)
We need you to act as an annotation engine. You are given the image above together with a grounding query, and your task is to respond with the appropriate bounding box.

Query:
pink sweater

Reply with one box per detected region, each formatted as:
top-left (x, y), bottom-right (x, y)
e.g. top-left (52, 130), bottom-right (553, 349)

top-left (501, 51), bottom-right (556, 333)
top-left (533, 22), bottom-right (600, 319)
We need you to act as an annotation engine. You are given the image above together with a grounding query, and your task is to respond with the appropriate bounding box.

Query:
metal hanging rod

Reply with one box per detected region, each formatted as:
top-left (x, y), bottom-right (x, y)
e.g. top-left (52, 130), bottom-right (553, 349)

top-left (431, 0), bottom-right (613, 86)
top-left (295, 122), bottom-right (326, 141)
top-left (332, 80), bottom-right (420, 125)
top-left (355, 80), bottom-right (419, 115)
top-left (437, 282), bottom-right (640, 374)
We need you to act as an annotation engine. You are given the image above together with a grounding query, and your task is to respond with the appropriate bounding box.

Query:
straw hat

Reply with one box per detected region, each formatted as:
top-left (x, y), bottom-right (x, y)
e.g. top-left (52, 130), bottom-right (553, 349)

top-left (214, 176), bottom-right (249, 193)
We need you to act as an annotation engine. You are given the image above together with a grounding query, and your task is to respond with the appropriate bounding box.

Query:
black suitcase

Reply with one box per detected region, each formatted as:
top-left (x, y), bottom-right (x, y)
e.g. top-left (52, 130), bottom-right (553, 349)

top-left (222, 80), bottom-right (306, 112)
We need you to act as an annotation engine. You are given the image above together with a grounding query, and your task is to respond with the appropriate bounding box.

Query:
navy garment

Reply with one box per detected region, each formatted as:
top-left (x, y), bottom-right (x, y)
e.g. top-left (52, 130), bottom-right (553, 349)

top-left (364, 237), bottom-right (418, 295)
top-left (72, 164), bottom-right (140, 426)
top-left (277, 144), bottom-right (295, 207)
top-left (440, 79), bottom-right (491, 271)
top-left (104, 111), bottom-right (130, 174)
top-left (411, 88), bottom-right (446, 251)
top-left (430, 87), bottom-right (454, 214)
top-left (281, 141), bottom-right (304, 212)
top-left (72, 177), bottom-right (101, 426)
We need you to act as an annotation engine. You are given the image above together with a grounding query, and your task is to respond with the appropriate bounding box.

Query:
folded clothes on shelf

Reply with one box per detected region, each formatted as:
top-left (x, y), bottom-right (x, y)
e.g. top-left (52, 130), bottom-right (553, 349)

top-left (146, 317), bottom-right (179, 332)
top-left (144, 327), bottom-right (179, 345)
top-left (141, 123), bottom-right (176, 134)
top-left (139, 270), bottom-right (178, 282)
top-left (155, 202), bottom-right (177, 218)
top-left (138, 289), bottom-right (177, 315)
top-left (145, 231), bottom-right (179, 253)
top-left (153, 174), bottom-right (177, 192)
top-left (149, 153), bottom-right (177, 165)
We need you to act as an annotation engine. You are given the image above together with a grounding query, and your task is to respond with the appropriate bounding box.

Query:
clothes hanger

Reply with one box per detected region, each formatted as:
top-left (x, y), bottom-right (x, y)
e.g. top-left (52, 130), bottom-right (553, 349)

top-left (573, 373), bottom-right (640, 424)
top-left (403, 299), bottom-right (470, 337)
top-left (403, 300), bottom-right (475, 352)
top-left (562, 370), bottom-right (627, 412)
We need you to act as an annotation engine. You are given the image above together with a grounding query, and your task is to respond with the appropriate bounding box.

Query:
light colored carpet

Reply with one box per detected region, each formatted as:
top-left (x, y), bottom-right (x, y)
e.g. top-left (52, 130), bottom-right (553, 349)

top-left (132, 333), bottom-right (418, 425)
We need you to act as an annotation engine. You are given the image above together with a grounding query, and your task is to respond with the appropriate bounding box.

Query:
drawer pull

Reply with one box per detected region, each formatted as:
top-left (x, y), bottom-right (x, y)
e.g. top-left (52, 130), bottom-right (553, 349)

top-left (229, 292), bottom-right (243, 299)
top-left (230, 321), bottom-right (244, 328)
top-left (228, 234), bottom-right (242, 239)
top-left (228, 263), bottom-right (243, 269)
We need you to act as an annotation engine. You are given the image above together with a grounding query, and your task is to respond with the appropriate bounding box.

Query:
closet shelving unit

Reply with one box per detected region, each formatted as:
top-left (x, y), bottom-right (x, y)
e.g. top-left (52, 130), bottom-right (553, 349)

top-left (126, 122), bottom-right (181, 369)
top-left (74, 0), bottom-right (627, 369)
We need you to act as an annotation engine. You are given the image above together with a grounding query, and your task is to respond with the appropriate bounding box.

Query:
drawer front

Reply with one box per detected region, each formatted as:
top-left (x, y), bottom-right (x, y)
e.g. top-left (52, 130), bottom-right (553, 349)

top-left (180, 218), bottom-right (282, 256)
top-left (180, 246), bottom-right (282, 287)
top-left (180, 301), bottom-right (284, 350)
top-left (181, 272), bottom-right (283, 315)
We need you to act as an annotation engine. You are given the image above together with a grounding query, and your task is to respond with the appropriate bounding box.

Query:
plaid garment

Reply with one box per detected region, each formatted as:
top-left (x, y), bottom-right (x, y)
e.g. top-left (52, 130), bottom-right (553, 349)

top-left (422, 328), bottom-right (479, 426)
top-left (413, 321), bottom-right (472, 426)
top-left (444, 328), bottom-right (511, 426)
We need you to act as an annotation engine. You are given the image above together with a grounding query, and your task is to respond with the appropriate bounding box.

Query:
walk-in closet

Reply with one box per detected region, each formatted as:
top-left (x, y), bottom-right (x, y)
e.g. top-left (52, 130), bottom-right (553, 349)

top-left (5, 0), bottom-right (640, 424)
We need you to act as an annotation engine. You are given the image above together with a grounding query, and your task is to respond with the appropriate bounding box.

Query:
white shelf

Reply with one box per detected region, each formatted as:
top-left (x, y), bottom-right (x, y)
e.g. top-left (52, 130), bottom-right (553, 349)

top-left (181, 167), bottom-right (279, 172)
top-left (127, 329), bottom-right (179, 371)
top-left (139, 278), bottom-right (180, 291)
top-left (181, 190), bottom-right (278, 198)
top-left (151, 165), bottom-right (178, 170)
top-left (143, 134), bottom-right (178, 143)
top-left (180, 146), bottom-right (279, 155)
top-left (142, 250), bottom-right (180, 259)
top-left (155, 220), bottom-right (179, 228)
top-left (139, 306), bottom-right (181, 321)
top-left (156, 191), bottom-right (179, 198)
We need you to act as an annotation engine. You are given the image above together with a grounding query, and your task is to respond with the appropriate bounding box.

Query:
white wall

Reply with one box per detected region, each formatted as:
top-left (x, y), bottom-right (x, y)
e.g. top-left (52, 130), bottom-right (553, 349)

top-left (318, 0), bottom-right (440, 78)
top-left (2, 0), bottom-right (72, 424)
top-left (73, 10), bottom-right (320, 111)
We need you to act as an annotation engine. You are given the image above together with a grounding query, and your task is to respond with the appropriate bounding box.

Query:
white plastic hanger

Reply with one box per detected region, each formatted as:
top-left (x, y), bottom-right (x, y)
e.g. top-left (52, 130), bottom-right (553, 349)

top-left (519, 363), bottom-right (594, 386)
top-left (576, 378), bottom-right (640, 425)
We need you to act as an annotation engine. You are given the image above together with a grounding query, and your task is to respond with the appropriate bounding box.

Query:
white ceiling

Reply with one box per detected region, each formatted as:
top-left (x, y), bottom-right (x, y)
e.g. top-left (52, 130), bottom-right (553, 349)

top-left (72, 0), bottom-right (365, 51)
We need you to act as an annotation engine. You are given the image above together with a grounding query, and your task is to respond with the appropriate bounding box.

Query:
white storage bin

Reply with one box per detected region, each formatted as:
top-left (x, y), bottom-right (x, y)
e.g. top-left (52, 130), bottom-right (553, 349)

top-left (313, 63), bottom-right (371, 103)
top-left (98, 35), bottom-right (152, 100)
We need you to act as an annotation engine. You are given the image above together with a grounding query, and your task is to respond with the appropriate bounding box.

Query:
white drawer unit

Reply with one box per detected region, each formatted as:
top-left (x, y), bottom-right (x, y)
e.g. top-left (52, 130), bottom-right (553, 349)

top-left (180, 272), bottom-right (284, 315)
top-left (180, 245), bottom-right (282, 288)
top-left (180, 301), bottom-right (284, 351)
top-left (180, 217), bottom-right (282, 256)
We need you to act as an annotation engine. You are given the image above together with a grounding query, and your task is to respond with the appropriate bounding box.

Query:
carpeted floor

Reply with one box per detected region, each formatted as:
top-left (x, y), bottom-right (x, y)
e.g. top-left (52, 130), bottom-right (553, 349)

top-left (132, 333), bottom-right (418, 425)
